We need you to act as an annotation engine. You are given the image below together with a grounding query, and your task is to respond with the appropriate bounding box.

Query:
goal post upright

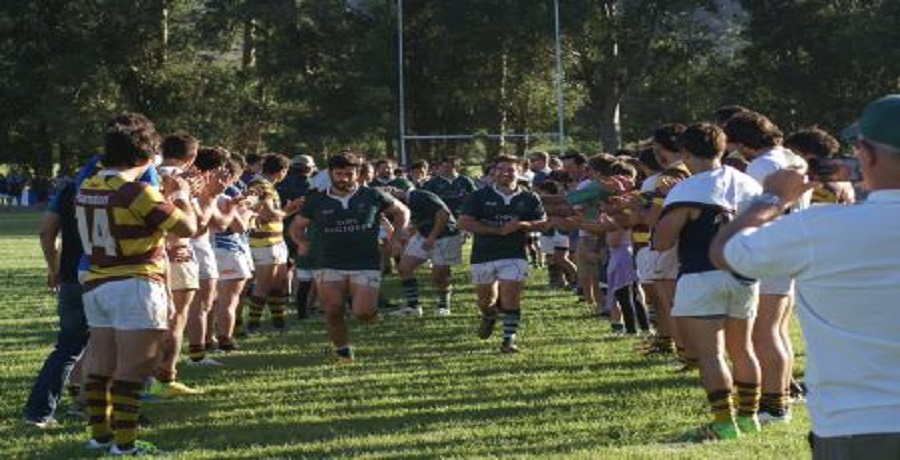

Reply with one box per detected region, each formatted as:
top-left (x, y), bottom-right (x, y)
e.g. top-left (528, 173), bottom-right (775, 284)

top-left (395, 0), bottom-right (566, 166)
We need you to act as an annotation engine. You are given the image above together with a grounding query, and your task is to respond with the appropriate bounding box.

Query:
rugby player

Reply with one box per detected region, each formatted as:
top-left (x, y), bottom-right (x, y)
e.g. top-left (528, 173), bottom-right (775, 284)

top-left (78, 113), bottom-right (196, 455)
top-left (459, 155), bottom-right (546, 353)
top-left (289, 153), bottom-right (410, 362)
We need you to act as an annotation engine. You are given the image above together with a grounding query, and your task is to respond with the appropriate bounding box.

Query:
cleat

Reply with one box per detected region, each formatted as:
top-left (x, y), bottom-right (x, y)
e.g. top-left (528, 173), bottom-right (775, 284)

top-left (109, 440), bottom-right (161, 456)
top-left (736, 416), bottom-right (761, 434)
top-left (499, 342), bottom-right (519, 354)
top-left (272, 318), bottom-right (286, 330)
top-left (85, 438), bottom-right (112, 450)
top-left (24, 417), bottom-right (60, 429)
top-left (477, 315), bottom-right (497, 340)
top-left (388, 306), bottom-right (423, 317)
top-left (218, 342), bottom-right (240, 353)
top-left (244, 322), bottom-right (261, 334)
top-left (758, 408), bottom-right (792, 424)
top-left (435, 307), bottom-right (451, 316)
top-left (186, 356), bottom-right (224, 367)
top-left (333, 347), bottom-right (355, 364)
top-left (680, 422), bottom-right (740, 442)
top-left (147, 379), bottom-right (203, 399)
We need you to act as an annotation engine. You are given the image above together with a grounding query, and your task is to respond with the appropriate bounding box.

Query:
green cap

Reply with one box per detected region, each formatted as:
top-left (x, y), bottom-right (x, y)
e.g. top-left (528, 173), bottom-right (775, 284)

top-left (842, 94), bottom-right (900, 150)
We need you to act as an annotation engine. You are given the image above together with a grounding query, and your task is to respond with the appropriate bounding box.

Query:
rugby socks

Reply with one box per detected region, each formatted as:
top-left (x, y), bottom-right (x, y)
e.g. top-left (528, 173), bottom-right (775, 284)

top-left (217, 335), bottom-right (237, 352)
top-left (437, 288), bottom-right (451, 311)
top-left (188, 344), bottom-right (206, 362)
top-left (295, 280), bottom-right (313, 319)
top-left (110, 380), bottom-right (143, 451)
top-left (246, 295), bottom-right (266, 330)
top-left (735, 381), bottom-right (761, 418)
top-left (268, 290), bottom-right (287, 329)
top-left (760, 392), bottom-right (789, 416)
top-left (707, 389), bottom-right (734, 424)
top-left (85, 374), bottom-right (112, 444)
top-left (401, 278), bottom-right (420, 309)
top-left (501, 310), bottom-right (521, 345)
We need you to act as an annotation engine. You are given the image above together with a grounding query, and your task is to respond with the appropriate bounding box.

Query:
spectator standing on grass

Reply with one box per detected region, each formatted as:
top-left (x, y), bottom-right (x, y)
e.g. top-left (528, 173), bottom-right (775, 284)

top-left (711, 94), bottom-right (900, 459)
top-left (22, 179), bottom-right (89, 428)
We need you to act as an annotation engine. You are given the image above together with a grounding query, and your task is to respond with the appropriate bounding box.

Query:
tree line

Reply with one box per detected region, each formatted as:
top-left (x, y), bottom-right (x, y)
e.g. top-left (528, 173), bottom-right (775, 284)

top-left (2, 0), bottom-right (899, 175)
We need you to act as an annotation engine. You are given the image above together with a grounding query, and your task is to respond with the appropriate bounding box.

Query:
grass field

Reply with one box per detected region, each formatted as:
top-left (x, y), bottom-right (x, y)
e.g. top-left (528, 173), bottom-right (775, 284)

top-left (0, 211), bottom-right (811, 459)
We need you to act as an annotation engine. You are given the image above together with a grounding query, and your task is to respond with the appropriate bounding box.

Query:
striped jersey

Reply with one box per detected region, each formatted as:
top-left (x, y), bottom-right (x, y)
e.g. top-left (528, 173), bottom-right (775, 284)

top-left (75, 170), bottom-right (183, 290)
top-left (247, 175), bottom-right (284, 247)
top-left (212, 185), bottom-right (247, 253)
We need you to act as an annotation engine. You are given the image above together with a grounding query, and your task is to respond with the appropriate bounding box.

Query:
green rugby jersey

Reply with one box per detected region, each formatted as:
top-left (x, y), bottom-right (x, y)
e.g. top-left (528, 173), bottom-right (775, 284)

top-left (461, 186), bottom-right (545, 264)
top-left (407, 189), bottom-right (459, 239)
top-left (421, 174), bottom-right (476, 216)
top-left (370, 176), bottom-right (414, 192)
top-left (299, 186), bottom-right (395, 270)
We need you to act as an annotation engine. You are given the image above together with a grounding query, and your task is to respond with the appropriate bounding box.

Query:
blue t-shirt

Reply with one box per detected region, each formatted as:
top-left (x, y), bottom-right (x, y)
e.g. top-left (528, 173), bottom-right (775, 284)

top-left (49, 182), bottom-right (83, 283)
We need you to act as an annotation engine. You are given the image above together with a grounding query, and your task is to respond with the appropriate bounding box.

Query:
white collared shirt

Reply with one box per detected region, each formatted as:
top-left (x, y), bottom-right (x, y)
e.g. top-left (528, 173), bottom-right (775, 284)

top-left (723, 190), bottom-right (900, 437)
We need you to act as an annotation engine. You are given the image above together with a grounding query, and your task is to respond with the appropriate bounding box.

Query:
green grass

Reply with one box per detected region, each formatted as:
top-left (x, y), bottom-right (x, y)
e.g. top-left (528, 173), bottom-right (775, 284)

top-left (0, 211), bottom-right (811, 459)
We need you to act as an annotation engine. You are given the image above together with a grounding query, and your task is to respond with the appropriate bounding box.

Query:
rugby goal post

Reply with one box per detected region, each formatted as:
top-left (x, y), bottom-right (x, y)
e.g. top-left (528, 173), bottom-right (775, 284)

top-left (395, 0), bottom-right (566, 166)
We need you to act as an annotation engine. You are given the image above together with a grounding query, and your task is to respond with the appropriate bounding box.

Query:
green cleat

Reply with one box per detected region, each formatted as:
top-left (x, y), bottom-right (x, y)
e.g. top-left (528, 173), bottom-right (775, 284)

top-left (680, 422), bottom-right (740, 442)
top-left (737, 415), bottom-right (762, 434)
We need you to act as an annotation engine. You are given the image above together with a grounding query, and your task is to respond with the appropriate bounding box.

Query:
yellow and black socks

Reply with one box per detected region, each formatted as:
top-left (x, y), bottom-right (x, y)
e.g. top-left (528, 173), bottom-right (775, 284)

top-left (735, 381), bottom-right (761, 418)
top-left (401, 278), bottom-right (420, 309)
top-left (760, 391), bottom-right (789, 416)
top-left (246, 295), bottom-right (266, 330)
top-left (268, 290), bottom-right (287, 329)
top-left (707, 389), bottom-right (735, 424)
top-left (188, 343), bottom-right (206, 362)
top-left (85, 374), bottom-right (112, 444)
top-left (110, 380), bottom-right (143, 451)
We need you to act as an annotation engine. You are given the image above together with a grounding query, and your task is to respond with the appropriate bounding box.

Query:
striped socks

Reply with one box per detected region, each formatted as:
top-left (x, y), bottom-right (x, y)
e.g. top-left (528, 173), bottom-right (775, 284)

top-left (501, 310), bottom-right (521, 345)
top-left (401, 279), bottom-right (420, 309)
top-left (110, 380), bottom-right (143, 451)
top-left (85, 374), bottom-right (112, 444)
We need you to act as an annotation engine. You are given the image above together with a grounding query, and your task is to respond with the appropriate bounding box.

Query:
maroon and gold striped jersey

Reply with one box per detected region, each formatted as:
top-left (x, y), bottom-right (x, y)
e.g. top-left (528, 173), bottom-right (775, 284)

top-left (76, 170), bottom-right (183, 290)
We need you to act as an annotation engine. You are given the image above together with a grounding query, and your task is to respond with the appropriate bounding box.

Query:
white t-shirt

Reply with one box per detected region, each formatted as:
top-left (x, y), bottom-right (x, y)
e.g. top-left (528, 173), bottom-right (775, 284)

top-left (723, 190), bottom-right (900, 437)
top-left (746, 146), bottom-right (811, 211)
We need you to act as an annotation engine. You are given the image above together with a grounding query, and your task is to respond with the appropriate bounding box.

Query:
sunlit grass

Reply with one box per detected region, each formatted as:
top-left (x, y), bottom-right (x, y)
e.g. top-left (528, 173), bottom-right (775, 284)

top-left (0, 211), bottom-right (810, 459)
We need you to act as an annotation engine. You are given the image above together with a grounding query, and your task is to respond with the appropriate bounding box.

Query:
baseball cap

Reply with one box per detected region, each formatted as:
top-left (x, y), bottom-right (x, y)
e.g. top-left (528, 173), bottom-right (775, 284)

top-left (841, 94), bottom-right (900, 150)
top-left (290, 154), bottom-right (316, 169)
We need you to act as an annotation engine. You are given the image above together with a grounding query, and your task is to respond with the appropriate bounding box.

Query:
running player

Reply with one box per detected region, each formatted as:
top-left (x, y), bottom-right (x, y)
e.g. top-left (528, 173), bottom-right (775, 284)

top-left (390, 188), bottom-right (462, 317)
top-left (78, 113), bottom-right (196, 455)
top-left (459, 155), bottom-right (546, 353)
top-left (421, 156), bottom-right (477, 217)
top-left (289, 153), bottom-right (410, 362)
